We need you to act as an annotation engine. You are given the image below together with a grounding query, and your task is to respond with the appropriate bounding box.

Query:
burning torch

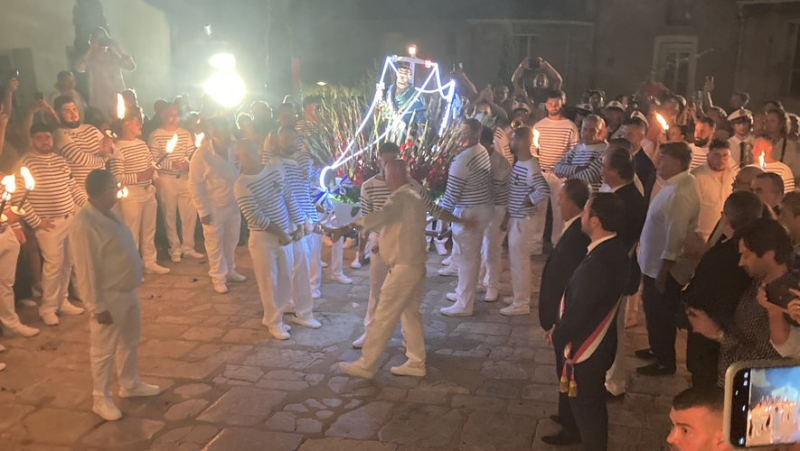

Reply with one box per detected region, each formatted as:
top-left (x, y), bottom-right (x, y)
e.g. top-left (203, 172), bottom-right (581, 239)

top-left (0, 174), bottom-right (14, 216)
top-left (156, 133), bottom-right (178, 168)
top-left (15, 167), bottom-right (34, 210)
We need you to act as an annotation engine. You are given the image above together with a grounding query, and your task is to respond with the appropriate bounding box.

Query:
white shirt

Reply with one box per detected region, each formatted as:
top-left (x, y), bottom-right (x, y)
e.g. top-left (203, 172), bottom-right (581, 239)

top-left (188, 142), bottom-right (239, 217)
top-left (69, 203), bottom-right (143, 314)
top-left (771, 326), bottom-right (800, 359)
top-left (691, 164), bottom-right (735, 241)
top-left (638, 171), bottom-right (700, 285)
top-left (728, 135), bottom-right (754, 167)
top-left (354, 184), bottom-right (427, 267)
top-left (587, 233), bottom-right (617, 254)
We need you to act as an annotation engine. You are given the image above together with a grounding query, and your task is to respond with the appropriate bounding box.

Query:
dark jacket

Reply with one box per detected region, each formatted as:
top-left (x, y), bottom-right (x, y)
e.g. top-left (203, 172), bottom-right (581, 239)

top-left (615, 183), bottom-right (647, 294)
top-left (634, 149), bottom-right (656, 203)
top-left (538, 218), bottom-right (590, 331)
top-left (552, 237), bottom-right (630, 366)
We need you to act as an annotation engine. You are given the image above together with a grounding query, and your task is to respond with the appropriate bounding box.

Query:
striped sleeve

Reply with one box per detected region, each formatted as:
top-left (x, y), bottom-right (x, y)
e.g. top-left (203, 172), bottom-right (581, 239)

top-left (571, 154), bottom-right (604, 187)
top-left (439, 171), bottom-right (467, 212)
top-left (529, 159), bottom-right (551, 206)
top-left (360, 183), bottom-right (373, 215)
top-left (281, 164), bottom-right (304, 227)
top-left (235, 181), bottom-right (272, 231)
top-left (552, 146), bottom-right (579, 178)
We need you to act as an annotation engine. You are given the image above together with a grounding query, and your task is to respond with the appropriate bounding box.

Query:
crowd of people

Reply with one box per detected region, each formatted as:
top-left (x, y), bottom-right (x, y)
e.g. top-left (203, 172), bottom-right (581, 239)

top-left (1, 27), bottom-right (800, 449)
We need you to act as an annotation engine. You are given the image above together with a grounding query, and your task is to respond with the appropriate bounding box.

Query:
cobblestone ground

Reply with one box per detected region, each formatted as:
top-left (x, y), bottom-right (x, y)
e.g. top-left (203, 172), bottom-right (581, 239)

top-left (0, 243), bottom-right (689, 450)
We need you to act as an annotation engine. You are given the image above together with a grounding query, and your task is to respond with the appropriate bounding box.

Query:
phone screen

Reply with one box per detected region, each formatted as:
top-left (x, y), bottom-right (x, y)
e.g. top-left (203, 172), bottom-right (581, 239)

top-left (729, 365), bottom-right (800, 447)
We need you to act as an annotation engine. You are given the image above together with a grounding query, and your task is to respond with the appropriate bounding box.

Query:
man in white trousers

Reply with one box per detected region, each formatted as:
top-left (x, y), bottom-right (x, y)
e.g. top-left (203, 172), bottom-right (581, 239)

top-left (71, 169), bottom-right (160, 421)
top-left (0, 184), bottom-right (39, 337)
top-left (235, 141), bottom-right (301, 340)
top-left (478, 126), bottom-right (512, 302)
top-left (272, 127), bottom-right (322, 330)
top-left (500, 126), bottom-right (551, 316)
top-left (337, 160), bottom-right (462, 378)
top-left (112, 115), bottom-right (170, 275)
top-left (439, 118), bottom-right (494, 317)
top-left (149, 103), bottom-right (203, 262)
top-left (15, 124), bottom-right (87, 325)
top-left (189, 116), bottom-right (244, 294)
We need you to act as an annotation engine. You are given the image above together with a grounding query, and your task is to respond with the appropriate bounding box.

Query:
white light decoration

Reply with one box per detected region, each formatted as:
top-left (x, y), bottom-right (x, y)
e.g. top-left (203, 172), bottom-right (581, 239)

top-left (407, 44), bottom-right (417, 57)
top-left (318, 54), bottom-right (457, 190)
top-left (316, 81), bottom-right (328, 86)
top-left (204, 53), bottom-right (246, 108)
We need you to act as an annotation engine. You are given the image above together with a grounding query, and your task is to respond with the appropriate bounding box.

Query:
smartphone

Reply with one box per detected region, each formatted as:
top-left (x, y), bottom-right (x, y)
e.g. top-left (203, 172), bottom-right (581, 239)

top-left (7, 69), bottom-right (19, 81)
top-left (766, 274), bottom-right (800, 326)
top-left (724, 360), bottom-right (800, 448)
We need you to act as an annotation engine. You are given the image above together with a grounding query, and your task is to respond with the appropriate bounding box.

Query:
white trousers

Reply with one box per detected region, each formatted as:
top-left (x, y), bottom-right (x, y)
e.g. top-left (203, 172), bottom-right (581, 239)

top-left (605, 296), bottom-right (628, 396)
top-left (479, 205), bottom-right (507, 290)
top-left (90, 290), bottom-right (142, 399)
top-left (452, 204), bottom-right (494, 313)
top-left (288, 239), bottom-right (315, 320)
top-left (364, 233), bottom-right (390, 329)
top-left (330, 236), bottom-right (345, 278)
top-left (508, 216), bottom-right (535, 307)
top-left (201, 204), bottom-right (241, 284)
top-left (357, 264), bottom-right (426, 370)
top-left (36, 216), bottom-right (73, 315)
top-left (304, 233), bottom-right (323, 294)
top-left (120, 185), bottom-right (158, 267)
top-left (0, 227), bottom-right (21, 328)
top-left (249, 231), bottom-right (292, 328)
top-left (529, 172), bottom-right (565, 254)
top-left (158, 174), bottom-right (198, 257)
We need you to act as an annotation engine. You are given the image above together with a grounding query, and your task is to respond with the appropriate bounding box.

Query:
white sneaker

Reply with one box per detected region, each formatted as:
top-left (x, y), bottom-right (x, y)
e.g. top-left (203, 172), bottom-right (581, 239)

top-left (144, 264), bottom-right (171, 275)
top-left (183, 250), bottom-right (204, 259)
top-left (441, 256), bottom-right (452, 266)
top-left (434, 243), bottom-right (448, 256)
top-left (93, 397), bottom-right (122, 421)
top-left (352, 333), bottom-right (366, 349)
top-left (227, 272), bottom-right (247, 283)
top-left (437, 267), bottom-right (457, 277)
top-left (41, 312), bottom-right (59, 326)
top-left (440, 305), bottom-right (472, 317)
top-left (213, 283), bottom-right (229, 294)
top-left (311, 290), bottom-right (321, 300)
top-left (280, 322), bottom-right (292, 332)
top-left (59, 302), bottom-right (85, 316)
top-left (445, 292), bottom-right (458, 303)
top-left (484, 288), bottom-right (499, 303)
top-left (390, 361), bottom-right (426, 377)
top-left (170, 254), bottom-right (182, 263)
top-left (500, 304), bottom-right (530, 316)
top-left (292, 316), bottom-right (322, 329)
top-left (268, 326), bottom-right (291, 340)
top-left (333, 274), bottom-right (353, 285)
top-left (350, 259), bottom-right (362, 269)
top-left (119, 382), bottom-right (161, 398)
top-left (337, 361), bottom-right (373, 379)
top-left (7, 323), bottom-right (40, 337)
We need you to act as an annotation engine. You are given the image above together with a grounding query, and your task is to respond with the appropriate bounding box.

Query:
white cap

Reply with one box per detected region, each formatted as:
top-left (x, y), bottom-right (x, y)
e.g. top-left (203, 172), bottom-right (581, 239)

top-left (630, 110), bottom-right (649, 127)
top-left (605, 100), bottom-right (625, 112)
top-left (727, 108), bottom-right (753, 122)
top-left (575, 103), bottom-right (593, 113)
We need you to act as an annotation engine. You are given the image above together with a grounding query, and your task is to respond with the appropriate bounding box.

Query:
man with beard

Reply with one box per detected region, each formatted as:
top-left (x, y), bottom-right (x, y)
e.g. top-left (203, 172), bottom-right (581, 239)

top-left (691, 140), bottom-right (736, 241)
top-left (553, 115), bottom-right (608, 192)
top-left (53, 95), bottom-right (114, 195)
top-left (690, 117), bottom-right (717, 171)
top-left (532, 90), bottom-right (580, 254)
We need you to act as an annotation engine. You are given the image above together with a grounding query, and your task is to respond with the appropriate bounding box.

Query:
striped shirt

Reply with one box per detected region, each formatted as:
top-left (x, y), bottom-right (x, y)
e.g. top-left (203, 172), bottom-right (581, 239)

top-left (508, 158), bottom-right (550, 219)
top-left (689, 144), bottom-right (708, 171)
top-left (148, 128), bottom-right (194, 176)
top-left (763, 162), bottom-right (796, 193)
top-left (112, 139), bottom-right (157, 187)
top-left (14, 152), bottom-right (86, 228)
top-left (533, 117), bottom-right (580, 172)
top-left (276, 157), bottom-right (310, 224)
top-left (439, 144), bottom-right (493, 212)
top-left (552, 142), bottom-right (607, 192)
top-left (361, 175), bottom-right (392, 215)
top-left (290, 152), bottom-right (318, 222)
top-left (235, 166), bottom-right (296, 233)
top-left (493, 127), bottom-right (514, 166)
top-left (489, 150), bottom-right (512, 206)
top-left (53, 124), bottom-right (107, 192)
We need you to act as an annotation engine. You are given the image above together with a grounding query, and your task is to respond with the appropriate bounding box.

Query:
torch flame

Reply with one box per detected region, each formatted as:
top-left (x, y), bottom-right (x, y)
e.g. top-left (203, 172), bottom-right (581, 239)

top-left (759, 152), bottom-right (766, 170)
top-left (166, 133), bottom-right (178, 154)
top-left (20, 167), bottom-right (34, 191)
top-left (533, 128), bottom-right (541, 150)
top-left (1, 175), bottom-right (15, 194)
top-left (116, 93), bottom-right (126, 120)
top-left (195, 132), bottom-right (205, 148)
top-left (655, 113), bottom-right (669, 131)
top-left (116, 183), bottom-right (129, 199)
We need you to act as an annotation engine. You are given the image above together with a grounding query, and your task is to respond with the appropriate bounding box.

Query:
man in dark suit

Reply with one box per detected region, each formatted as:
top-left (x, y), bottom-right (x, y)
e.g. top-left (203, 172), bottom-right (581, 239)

top-left (542, 193), bottom-right (630, 450)
top-left (683, 191), bottom-right (762, 388)
top-left (600, 145), bottom-right (647, 399)
top-left (538, 178), bottom-right (592, 332)
top-left (622, 117), bottom-right (656, 202)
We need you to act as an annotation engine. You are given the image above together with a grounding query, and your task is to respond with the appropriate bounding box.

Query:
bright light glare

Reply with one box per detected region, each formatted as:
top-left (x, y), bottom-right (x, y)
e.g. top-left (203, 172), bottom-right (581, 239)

top-left (316, 81), bottom-right (327, 86)
top-left (408, 45), bottom-right (417, 57)
top-left (204, 71), bottom-right (246, 108)
top-left (209, 53), bottom-right (236, 70)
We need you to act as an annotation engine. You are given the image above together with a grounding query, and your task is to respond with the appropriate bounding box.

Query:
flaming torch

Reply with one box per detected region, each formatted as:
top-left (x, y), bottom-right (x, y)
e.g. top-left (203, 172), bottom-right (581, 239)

top-left (116, 93), bottom-right (126, 120)
top-left (759, 152), bottom-right (766, 170)
top-left (156, 133), bottom-right (178, 167)
top-left (195, 132), bottom-right (205, 149)
top-left (0, 175), bottom-right (15, 215)
top-left (15, 167), bottom-right (34, 209)
top-left (655, 113), bottom-right (669, 131)
top-left (116, 182), bottom-right (129, 200)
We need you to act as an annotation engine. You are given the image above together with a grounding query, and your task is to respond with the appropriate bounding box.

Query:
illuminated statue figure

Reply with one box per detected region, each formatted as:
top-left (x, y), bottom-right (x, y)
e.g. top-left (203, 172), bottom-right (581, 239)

top-left (386, 62), bottom-right (426, 125)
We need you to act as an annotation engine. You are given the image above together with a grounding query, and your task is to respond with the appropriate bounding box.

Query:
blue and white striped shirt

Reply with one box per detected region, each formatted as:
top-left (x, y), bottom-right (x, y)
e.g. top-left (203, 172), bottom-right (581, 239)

top-left (235, 166), bottom-right (298, 233)
top-left (552, 142), bottom-right (607, 192)
top-left (508, 158), bottom-right (550, 219)
top-left (439, 144), bottom-right (492, 212)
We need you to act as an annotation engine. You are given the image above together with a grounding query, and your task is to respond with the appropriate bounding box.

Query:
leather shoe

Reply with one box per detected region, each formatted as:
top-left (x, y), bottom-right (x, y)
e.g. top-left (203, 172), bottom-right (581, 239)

top-left (636, 362), bottom-right (676, 376)
top-left (634, 348), bottom-right (656, 360)
top-left (541, 431), bottom-right (581, 446)
top-left (549, 414), bottom-right (563, 425)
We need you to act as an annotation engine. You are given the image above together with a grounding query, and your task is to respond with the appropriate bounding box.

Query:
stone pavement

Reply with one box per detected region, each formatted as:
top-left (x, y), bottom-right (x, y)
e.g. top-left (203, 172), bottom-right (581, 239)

top-left (0, 243), bottom-right (689, 450)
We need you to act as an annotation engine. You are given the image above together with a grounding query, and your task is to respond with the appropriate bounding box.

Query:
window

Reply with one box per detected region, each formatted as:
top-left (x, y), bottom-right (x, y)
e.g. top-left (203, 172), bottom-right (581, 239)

top-left (513, 34), bottom-right (537, 62)
top-left (652, 36), bottom-right (698, 96)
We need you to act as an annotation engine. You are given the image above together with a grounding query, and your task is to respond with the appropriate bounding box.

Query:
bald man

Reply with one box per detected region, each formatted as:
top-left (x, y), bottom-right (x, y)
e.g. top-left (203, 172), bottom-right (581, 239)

top-left (553, 115), bottom-right (608, 192)
top-left (336, 160), bottom-right (466, 378)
